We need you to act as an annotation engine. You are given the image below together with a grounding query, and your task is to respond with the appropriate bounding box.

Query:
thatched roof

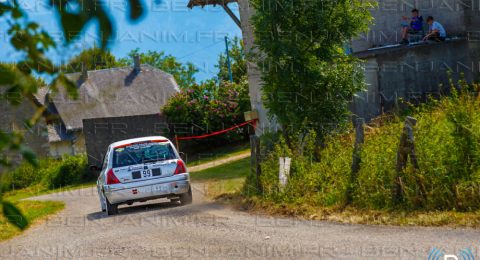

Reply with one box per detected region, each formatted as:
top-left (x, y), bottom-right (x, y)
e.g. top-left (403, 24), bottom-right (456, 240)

top-left (32, 87), bottom-right (50, 107)
top-left (52, 64), bottom-right (179, 131)
top-left (187, 0), bottom-right (237, 8)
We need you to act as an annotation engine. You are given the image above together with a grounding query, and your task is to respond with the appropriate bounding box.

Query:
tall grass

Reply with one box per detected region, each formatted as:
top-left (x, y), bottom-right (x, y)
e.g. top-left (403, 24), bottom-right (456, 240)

top-left (246, 83), bottom-right (480, 212)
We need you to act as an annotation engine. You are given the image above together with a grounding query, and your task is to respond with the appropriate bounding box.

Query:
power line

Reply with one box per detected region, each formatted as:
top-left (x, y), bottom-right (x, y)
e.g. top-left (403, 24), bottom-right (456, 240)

top-left (177, 41), bottom-right (223, 60)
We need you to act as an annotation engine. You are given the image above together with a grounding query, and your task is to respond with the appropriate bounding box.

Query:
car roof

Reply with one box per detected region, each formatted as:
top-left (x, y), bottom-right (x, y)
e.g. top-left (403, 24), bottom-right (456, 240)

top-left (109, 136), bottom-right (171, 148)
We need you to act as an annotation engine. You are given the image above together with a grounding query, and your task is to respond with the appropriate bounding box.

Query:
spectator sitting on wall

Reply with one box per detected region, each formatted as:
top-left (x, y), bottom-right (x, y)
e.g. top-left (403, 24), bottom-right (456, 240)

top-left (400, 9), bottom-right (423, 45)
top-left (423, 16), bottom-right (446, 42)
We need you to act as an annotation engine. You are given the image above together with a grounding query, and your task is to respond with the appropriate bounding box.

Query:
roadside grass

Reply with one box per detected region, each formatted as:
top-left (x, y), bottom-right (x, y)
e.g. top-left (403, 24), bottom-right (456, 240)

top-left (0, 181), bottom-right (96, 241)
top-left (0, 199), bottom-right (64, 241)
top-left (242, 198), bottom-right (480, 228)
top-left (185, 142), bottom-right (249, 167)
top-left (190, 156), bottom-right (480, 228)
top-left (3, 181), bottom-right (97, 202)
top-left (190, 157), bottom-right (249, 199)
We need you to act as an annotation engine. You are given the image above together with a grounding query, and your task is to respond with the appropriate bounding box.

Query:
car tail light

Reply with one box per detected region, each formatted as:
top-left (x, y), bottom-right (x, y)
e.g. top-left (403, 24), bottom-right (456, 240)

top-left (106, 169), bottom-right (121, 184)
top-left (174, 160), bottom-right (187, 175)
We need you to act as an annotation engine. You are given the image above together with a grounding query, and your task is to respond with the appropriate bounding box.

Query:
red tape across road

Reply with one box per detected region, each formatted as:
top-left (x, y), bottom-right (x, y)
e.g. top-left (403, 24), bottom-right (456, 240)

top-left (175, 120), bottom-right (257, 141)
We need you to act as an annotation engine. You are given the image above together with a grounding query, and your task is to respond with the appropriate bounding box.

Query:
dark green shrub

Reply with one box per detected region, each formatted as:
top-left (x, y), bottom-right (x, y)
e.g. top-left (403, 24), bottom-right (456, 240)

top-left (0, 158), bottom-right (56, 192)
top-left (42, 155), bottom-right (88, 189)
top-left (1, 155), bottom-right (90, 192)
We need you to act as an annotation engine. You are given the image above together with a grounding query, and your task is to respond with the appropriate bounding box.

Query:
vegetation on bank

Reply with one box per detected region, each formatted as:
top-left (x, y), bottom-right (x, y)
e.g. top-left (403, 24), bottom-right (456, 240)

top-left (0, 199), bottom-right (64, 241)
top-left (187, 154), bottom-right (480, 227)
top-left (1, 155), bottom-right (93, 193)
top-left (238, 84), bottom-right (480, 226)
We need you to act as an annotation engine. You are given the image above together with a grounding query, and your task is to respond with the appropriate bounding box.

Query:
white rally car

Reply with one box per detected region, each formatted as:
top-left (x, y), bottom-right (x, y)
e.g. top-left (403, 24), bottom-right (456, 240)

top-left (96, 136), bottom-right (192, 215)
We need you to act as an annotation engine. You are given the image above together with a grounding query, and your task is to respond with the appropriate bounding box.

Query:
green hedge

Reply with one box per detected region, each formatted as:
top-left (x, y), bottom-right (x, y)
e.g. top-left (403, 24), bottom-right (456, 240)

top-left (246, 85), bottom-right (480, 211)
top-left (1, 155), bottom-right (92, 192)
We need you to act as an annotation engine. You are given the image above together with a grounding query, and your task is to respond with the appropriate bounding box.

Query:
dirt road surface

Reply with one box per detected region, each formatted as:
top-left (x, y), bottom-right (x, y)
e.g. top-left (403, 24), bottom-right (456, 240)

top-left (1, 182), bottom-right (479, 260)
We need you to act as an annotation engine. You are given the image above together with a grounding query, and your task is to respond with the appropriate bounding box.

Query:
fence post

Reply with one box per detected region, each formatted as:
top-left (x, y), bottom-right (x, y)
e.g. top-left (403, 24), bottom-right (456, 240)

top-left (394, 116), bottom-right (425, 204)
top-left (250, 135), bottom-right (262, 193)
top-left (347, 117), bottom-right (365, 204)
top-left (174, 135), bottom-right (180, 153)
top-left (279, 157), bottom-right (291, 191)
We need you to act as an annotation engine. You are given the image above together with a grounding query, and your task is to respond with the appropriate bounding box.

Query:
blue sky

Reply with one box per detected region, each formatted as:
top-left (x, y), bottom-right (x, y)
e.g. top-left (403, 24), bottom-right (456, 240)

top-left (0, 0), bottom-right (242, 81)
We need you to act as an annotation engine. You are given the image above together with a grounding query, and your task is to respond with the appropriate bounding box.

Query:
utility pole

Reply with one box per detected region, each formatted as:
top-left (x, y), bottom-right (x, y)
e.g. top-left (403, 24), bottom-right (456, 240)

top-left (225, 36), bottom-right (233, 83)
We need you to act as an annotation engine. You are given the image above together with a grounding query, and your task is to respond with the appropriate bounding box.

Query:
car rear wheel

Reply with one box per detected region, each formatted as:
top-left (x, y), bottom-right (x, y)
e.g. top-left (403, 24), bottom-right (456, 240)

top-left (180, 186), bottom-right (193, 205)
top-left (105, 197), bottom-right (118, 215)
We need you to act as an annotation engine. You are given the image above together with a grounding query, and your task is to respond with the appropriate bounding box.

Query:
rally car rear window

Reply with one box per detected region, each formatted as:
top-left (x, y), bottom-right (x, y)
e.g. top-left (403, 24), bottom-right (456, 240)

top-left (112, 141), bottom-right (177, 168)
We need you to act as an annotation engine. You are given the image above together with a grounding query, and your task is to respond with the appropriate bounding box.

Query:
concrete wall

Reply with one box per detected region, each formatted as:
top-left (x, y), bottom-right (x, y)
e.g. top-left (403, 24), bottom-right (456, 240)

top-left (83, 114), bottom-right (170, 167)
top-left (353, 40), bottom-right (480, 120)
top-left (237, 0), bottom-right (480, 128)
top-left (352, 0), bottom-right (476, 52)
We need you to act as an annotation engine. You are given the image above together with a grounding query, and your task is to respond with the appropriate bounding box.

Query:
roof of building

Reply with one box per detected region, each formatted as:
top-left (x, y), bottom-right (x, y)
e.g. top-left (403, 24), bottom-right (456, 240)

top-left (51, 64), bottom-right (180, 131)
top-left (187, 0), bottom-right (237, 8)
top-left (32, 87), bottom-right (50, 107)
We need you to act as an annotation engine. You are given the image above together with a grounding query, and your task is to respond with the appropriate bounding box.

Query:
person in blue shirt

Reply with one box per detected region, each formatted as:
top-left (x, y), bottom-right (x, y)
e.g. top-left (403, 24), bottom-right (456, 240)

top-left (423, 16), bottom-right (447, 42)
top-left (400, 9), bottom-right (423, 44)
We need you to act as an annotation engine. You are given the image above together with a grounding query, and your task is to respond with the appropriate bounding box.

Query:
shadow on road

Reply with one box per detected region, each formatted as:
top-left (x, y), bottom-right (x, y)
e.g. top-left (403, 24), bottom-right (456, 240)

top-left (86, 198), bottom-right (226, 221)
top-left (86, 200), bottom-right (181, 220)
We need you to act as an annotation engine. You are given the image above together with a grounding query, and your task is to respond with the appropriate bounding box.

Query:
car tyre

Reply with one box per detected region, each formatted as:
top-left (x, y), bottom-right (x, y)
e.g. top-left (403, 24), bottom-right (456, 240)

top-left (105, 197), bottom-right (118, 216)
top-left (180, 186), bottom-right (193, 205)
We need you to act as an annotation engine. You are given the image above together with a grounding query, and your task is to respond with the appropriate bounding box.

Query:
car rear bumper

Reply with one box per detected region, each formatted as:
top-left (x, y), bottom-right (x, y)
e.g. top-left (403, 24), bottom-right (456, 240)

top-left (104, 173), bottom-right (190, 204)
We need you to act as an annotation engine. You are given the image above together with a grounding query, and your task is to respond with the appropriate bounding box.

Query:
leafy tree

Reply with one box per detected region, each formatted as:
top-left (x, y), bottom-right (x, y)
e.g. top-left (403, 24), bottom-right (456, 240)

top-left (163, 37), bottom-right (250, 144)
top-left (117, 49), bottom-right (198, 88)
top-left (250, 0), bottom-right (374, 143)
top-left (62, 47), bottom-right (118, 73)
top-left (216, 37), bottom-right (247, 84)
top-left (0, 0), bottom-right (145, 229)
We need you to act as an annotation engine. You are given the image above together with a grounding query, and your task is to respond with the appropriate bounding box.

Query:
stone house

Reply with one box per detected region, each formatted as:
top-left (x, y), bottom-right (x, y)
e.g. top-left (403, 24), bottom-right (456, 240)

top-left (34, 59), bottom-right (180, 158)
top-left (0, 93), bottom-right (49, 163)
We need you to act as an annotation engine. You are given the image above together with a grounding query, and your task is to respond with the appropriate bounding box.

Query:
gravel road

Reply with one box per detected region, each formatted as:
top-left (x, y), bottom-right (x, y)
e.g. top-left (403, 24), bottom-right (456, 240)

top-left (1, 183), bottom-right (479, 260)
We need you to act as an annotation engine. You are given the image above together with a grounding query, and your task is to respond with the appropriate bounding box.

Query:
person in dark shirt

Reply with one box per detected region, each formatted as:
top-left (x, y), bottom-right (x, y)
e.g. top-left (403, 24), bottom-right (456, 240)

top-left (400, 9), bottom-right (424, 44)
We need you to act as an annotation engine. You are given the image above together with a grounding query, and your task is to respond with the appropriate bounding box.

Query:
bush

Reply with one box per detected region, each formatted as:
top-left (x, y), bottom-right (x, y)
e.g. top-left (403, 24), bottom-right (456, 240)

top-left (0, 158), bottom-right (54, 191)
top-left (246, 131), bottom-right (353, 207)
top-left (41, 155), bottom-right (89, 189)
top-left (162, 78), bottom-right (251, 144)
top-left (1, 155), bottom-right (91, 192)
top-left (355, 87), bottom-right (480, 211)
top-left (246, 83), bottom-right (480, 212)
